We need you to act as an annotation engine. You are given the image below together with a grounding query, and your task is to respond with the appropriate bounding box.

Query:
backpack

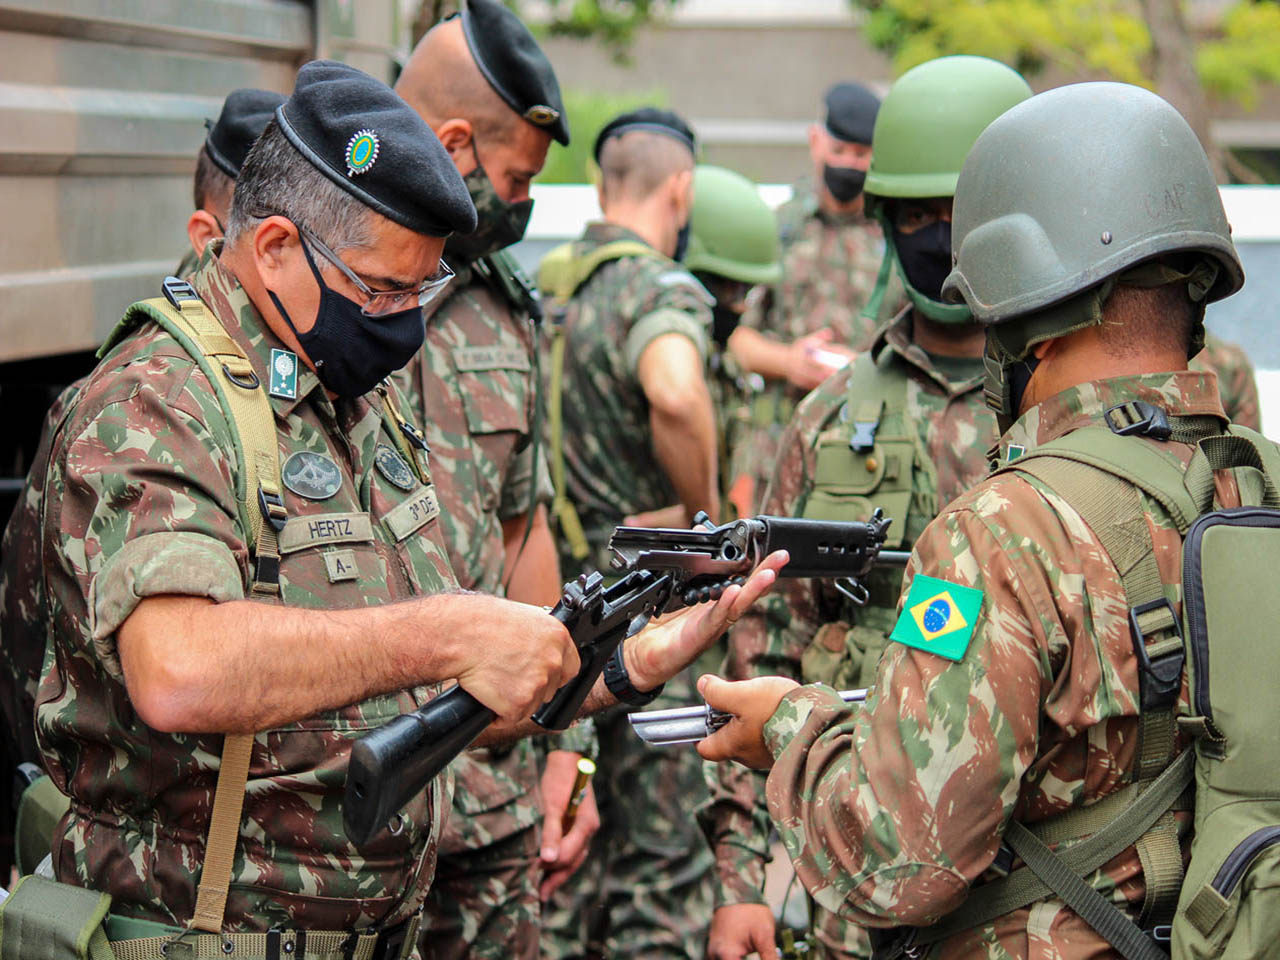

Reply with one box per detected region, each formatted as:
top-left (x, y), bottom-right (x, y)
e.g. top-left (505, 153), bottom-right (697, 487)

top-left (537, 239), bottom-right (665, 562)
top-left (876, 401), bottom-right (1280, 960)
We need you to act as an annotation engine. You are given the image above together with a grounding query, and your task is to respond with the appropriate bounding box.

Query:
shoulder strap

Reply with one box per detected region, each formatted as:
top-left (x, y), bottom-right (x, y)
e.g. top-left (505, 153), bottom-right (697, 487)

top-left (104, 281), bottom-right (277, 935)
top-left (841, 349), bottom-right (912, 453)
top-left (476, 248), bottom-right (544, 321)
top-left (538, 239), bottom-right (663, 307)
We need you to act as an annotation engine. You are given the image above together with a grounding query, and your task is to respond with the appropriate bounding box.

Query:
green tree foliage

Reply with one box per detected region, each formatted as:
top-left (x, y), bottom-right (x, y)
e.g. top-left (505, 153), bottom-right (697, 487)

top-left (853, 0), bottom-right (1280, 108)
top-left (537, 88), bottom-right (668, 183)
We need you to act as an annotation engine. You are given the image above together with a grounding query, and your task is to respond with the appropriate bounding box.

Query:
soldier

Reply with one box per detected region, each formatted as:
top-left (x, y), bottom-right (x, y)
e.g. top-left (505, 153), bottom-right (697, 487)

top-left (681, 164), bottom-right (782, 519)
top-left (391, 4), bottom-right (598, 956)
top-left (180, 88), bottom-right (285, 273)
top-left (25, 60), bottom-right (777, 956)
top-left (0, 86), bottom-right (284, 782)
top-left (726, 82), bottom-right (889, 511)
top-left (699, 56), bottom-right (1031, 960)
top-left (540, 108), bottom-right (720, 958)
top-left (699, 81), bottom-right (1255, 957)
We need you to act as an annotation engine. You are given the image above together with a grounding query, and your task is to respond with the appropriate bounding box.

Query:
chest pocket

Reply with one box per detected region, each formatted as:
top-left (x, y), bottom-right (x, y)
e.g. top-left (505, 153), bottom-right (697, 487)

top-left (802, 399), bottom-right (917, 550)
top-left (452, 344), bottom-right (533, 514)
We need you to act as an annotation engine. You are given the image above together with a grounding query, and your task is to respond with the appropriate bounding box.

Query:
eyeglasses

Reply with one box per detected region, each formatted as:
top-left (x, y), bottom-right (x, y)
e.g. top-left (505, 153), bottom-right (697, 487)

top-left (298, 226), bottom-right (454, 317)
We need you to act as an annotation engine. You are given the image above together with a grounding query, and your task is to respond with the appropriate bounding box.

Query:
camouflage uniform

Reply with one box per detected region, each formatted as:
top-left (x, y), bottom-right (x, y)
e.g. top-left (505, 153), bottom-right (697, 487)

top-left (544, 222), bottom-right (717, 959)
top-left (391, 252), bottom-right (567, 960)
top-left (700, 309), bottom-right (997, 959)
top-left (734, 181), bottom-right (896, 512)
top-left (37, 249), bottom-right (457, 934)
top-left (1195, 331), bottom-right (1260, 430)
top-left (762, 371), bottom-right (1239, 956)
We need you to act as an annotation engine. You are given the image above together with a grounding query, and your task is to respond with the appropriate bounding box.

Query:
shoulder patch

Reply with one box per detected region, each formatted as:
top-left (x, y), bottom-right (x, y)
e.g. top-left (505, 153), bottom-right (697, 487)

top-left (889, 574), bottom-right (983, 662)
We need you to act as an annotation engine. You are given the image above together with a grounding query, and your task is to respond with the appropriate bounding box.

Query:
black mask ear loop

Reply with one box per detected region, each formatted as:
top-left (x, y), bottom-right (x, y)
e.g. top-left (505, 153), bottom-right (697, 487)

top-left (266, 234), bottom-right (327, 348)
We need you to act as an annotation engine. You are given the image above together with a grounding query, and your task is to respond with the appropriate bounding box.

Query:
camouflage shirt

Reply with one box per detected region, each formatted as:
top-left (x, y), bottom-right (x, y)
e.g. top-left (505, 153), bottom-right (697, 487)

top-left (38, 249), bottom-right (458, 933)
top-left (552, 222), bottom-right (713, 572)
top-left (392, 256), bottom-right (554, 855)
top-left (1194, 331), bottom-right (1260, 431)
top-left (763, 370), bottom-right (1240, 955)
top-left (701, 310), bottom-right (996, 912)
top-left (739, 180), bottom-right (889, 357)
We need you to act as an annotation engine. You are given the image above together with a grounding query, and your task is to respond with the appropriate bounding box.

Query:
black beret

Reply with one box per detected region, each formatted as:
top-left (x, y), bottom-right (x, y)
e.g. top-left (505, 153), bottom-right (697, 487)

top-left (593, 107), bottom-right (697, 164)
top-left (458, 0), bottom-right (569, 147)
top-left (824, 82), bottom-right (880, 145)
top-left (205, 88), bottom-right (286, 178)
top-left (275, 60), bottom-right (477, 237)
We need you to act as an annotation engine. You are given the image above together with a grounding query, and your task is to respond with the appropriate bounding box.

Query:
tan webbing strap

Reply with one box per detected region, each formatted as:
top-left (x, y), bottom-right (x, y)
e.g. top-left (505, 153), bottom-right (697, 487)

top-left (375, 383), bottom-right (431, 486)
top-left (549, 324), bottom-right (590, 561)
top-left (111, 926), bottom-right (386, 959)
top-left (190, 732), bottom-right (254, 934)
top-left (141, 296), bottom-right (286, 597)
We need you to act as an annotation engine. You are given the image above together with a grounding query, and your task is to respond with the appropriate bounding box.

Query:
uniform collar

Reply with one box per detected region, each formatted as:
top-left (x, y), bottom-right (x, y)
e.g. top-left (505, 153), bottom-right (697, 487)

top-left (874, 307), bottom-right (985, 397)
top-left (581, 221), bottom-right (657, 250)
top-left (189, 245), bottom-right (324, 418)
top-left (997, 369), bottom-right (1228, 463)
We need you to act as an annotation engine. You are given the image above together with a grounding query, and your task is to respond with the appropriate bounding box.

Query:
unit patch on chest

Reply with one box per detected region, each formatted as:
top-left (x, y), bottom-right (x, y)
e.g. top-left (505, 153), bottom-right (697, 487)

top-left (384, 485), bottom-right (441, 542)
top-left (375, 443), bottom-right (418, 491)
top-left (282, 451), bottom-right (343, 501)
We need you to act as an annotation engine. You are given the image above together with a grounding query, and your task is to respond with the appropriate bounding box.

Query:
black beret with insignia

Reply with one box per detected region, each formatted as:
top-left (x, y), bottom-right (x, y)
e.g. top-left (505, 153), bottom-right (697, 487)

top-left (276, 60), bottom-right (477, 237)
top-left (824, 82), bottom-right (880, 145)
top-left (205, 88), bottom-right (286, 178)
top-left (459, 0), bottom-right (569, 146)
top-left (593, 107), bottom-right (697, 164)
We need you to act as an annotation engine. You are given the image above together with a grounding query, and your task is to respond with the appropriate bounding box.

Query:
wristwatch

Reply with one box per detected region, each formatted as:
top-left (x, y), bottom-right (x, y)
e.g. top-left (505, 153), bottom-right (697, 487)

top-left (603, 643), bottom-right (664, 706)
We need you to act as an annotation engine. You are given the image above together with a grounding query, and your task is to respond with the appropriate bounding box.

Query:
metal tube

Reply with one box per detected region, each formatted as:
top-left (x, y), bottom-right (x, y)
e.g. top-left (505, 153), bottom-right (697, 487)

top-left (629, 688), bottom-right (867, 746)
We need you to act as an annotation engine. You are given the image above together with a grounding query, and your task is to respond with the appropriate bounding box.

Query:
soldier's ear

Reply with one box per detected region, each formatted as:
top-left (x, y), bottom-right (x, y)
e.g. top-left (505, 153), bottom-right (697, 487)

top-left (253, 216), bottom-right (302, 286)
top-left (435, 118), bottom-right (476, 172)
top-left (187, 210), bottom-right (223, 257)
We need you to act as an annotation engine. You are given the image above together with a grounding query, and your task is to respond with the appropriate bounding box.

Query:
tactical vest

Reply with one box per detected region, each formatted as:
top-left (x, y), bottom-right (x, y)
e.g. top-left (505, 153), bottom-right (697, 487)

top-left (876, 402), bottom-right (1280, 960)
top-left (537, 239), bottom-right (666, 562)
top-left (796, 350), bottom-right (934, 688)
top-left (1, 279), bottom-right (419, 960)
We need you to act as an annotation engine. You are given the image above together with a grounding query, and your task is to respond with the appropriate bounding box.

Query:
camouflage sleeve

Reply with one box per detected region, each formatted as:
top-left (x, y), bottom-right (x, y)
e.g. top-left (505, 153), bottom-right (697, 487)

top-left (760, 483), bottom-right (1070, 928)
top-left (497, 441), bottom-right (553, 522)
top-left (52, 359), bottom-right (249, 682)
top-left (621, 267), bottom-right (713, 374)
top-left (698, 374), bottom-right (851, 907)
top-left (543, 716), bottom-right (597, 757)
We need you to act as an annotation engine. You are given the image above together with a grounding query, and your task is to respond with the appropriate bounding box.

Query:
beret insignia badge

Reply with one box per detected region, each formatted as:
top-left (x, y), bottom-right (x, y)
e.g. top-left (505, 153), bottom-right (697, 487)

top-left (523, 105), bottom-right (560, 126)
top-left (345, 129), bottom-right (380, 177)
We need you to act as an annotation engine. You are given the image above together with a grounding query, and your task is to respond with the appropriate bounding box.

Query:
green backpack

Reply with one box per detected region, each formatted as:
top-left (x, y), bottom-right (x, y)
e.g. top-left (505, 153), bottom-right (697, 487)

top-left (877, 402), bottom-right (1280, 960)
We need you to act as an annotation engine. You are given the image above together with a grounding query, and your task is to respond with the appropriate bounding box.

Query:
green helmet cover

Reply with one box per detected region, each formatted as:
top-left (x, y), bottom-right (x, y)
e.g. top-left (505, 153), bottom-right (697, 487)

top-left (864, 55), bottom-right (1033, 324)
top-left (683, 165), bottom-right (782, 287)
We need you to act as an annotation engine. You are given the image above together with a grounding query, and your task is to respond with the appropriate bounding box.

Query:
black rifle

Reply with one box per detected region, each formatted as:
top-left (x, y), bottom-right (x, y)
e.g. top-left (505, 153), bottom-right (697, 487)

top-left (343, 511), bottom-right (909, 844)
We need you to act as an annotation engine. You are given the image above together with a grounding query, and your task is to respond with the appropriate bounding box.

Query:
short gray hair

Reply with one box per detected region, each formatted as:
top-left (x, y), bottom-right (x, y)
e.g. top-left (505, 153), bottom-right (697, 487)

top-left (227, 119), bottom-right (375, 251)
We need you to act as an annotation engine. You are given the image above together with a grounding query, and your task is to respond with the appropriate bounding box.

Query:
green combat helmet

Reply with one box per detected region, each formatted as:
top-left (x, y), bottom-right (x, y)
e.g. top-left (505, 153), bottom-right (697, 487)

top-left (863, 55), bottom-right (1032, 324)
top-left (942, 82), bottom-right (1244, 427)
top-left (684, 164), bottom-right (782, 288)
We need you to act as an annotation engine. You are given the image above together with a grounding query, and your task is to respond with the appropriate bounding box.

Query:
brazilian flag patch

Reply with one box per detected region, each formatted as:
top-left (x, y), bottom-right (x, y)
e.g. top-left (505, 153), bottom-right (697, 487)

top-left (889, 574), bottom-right (983, 662)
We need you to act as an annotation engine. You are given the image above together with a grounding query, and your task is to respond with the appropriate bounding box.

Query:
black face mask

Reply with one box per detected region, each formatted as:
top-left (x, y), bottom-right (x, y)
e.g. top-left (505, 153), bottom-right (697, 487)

top-left (823, 164), bottom-right (866, 204)
top-left (711, 303), bottom-right (742, 347)
top-left (269, 236), bottom-right (425, 398)
top-left (674, 220), bottom-right (691, 262)
top-left (891, 220), bottom-right (953, 302)
top-left (445, 149), bottom-right (534, 264)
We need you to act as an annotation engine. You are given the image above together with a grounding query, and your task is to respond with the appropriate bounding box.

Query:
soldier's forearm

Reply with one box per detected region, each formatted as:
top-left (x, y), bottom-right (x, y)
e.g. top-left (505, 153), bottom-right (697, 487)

top-left (727, 326), bottom-right (791, 381)
top-left (116, 591), bottom-right (503, 733)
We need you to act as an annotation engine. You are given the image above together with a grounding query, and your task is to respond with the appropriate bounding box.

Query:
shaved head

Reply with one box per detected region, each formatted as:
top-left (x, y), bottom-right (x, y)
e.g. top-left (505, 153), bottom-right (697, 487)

top-left (599, 130), bottom-right (695, 205)
top-left (395, 18), bottom-right (519, 144)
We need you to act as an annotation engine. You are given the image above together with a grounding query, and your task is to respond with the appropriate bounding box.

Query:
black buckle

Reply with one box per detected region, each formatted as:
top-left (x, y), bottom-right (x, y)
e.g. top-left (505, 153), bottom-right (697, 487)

top-left (849, 419), bottom-right (878, 453)
top-left (1129, 599), bottom-right (1185, 710)
top-left (1147, 924), bottom-right (1172, 944)
top-left (162, 276), bottom-right (201, 310)
top-left (991, 841), bottom-right (1016, 877)
top-left (369, 920), bottom-right (411, 960)
top-left (1105, 401), bottom-right (1172, 440)
top-left (399, 420), bottom-right (430, 453)
top-left (258, 487), bottom-right (288, 532)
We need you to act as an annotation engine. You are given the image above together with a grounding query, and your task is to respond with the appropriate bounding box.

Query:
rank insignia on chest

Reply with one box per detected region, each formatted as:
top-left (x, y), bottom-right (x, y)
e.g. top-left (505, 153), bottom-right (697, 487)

top-left (375, 443), bottom-right (418, 491)
top-left (282, 450), bottom-right (344, 500)
top-left (889, 573), bottom-right (983, 662)
top-left (269, 348), bottom-right (298, 400)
